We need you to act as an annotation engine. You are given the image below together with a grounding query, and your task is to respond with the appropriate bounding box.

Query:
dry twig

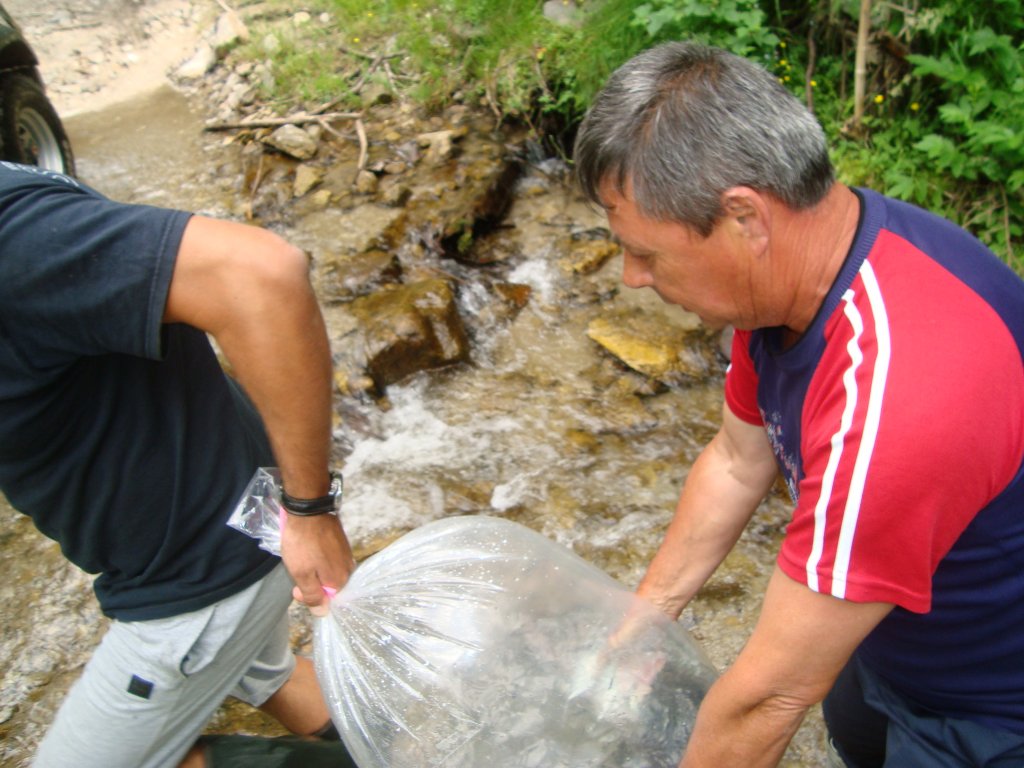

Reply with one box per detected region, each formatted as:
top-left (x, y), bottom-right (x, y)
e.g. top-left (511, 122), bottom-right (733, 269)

top-left (355, 118), bottom-right (369, 176)
top-left (204, 111), bottom-right (362, 131)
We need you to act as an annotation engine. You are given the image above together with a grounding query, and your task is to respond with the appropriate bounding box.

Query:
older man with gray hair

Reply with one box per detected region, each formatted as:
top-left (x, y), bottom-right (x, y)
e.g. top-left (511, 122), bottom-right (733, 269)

top-left (575, 42), bottom-right (1024, 768)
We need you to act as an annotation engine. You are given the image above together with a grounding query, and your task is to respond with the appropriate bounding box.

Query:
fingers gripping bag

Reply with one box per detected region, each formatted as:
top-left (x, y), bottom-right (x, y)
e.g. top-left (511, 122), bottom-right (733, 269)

top-left (230, 469), bottom-right (718, 768)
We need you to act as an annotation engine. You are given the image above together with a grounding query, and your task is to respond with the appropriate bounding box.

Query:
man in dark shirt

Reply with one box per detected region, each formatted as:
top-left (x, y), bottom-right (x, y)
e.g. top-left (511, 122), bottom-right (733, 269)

top-left (0, 161), bottom-right (355, 767)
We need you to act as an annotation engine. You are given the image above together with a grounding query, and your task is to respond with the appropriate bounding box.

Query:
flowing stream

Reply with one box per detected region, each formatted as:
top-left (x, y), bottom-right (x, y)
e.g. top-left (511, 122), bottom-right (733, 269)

top-left (0, 85), bottom-right (828, 767)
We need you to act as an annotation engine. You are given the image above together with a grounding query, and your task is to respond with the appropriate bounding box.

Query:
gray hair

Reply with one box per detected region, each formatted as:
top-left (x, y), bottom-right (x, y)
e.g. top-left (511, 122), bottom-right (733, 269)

top-left (573, 42), bottom-right (834, 236)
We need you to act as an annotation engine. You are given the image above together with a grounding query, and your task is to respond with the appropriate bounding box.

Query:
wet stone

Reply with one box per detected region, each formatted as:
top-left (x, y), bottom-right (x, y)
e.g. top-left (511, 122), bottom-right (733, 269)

top-left (293, 164), bottom-right (325, 197)
top-left (380, 181), bottom-right (412, 208)
top-left (349, 278), bottom-right (470, 390)
top-left (333, 368), bottom-right (377, 401)
top-left (354, 169), bottom-right (379, 195)
top-left (262, 124), bottom-right (318, 160)
top-left (316, 248), bottom-right (404, 303)
top-left (296, 204), bottom-right (406, 261)
top-left (307, 188), bottom-right (332, 209)
top-left (564, 238), bottom-right (620, 276)
top-left (587, 311), bottom-right (714, 386)
top-left (436, 157), bottom-right (524, 263)
top-left (417, 127), bottom-right (467, 165)
top-left (459, 280), bottom-right (533, 332)
top-left (493, 282), bottom-right (532, 311)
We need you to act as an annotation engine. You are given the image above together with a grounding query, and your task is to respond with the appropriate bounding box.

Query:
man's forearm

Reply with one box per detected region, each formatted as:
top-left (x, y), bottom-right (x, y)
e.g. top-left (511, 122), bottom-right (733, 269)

top-left (237, 281), bottom-right (334, 499)
top-left (677, 568), bottom-right (894, 768)
top-left (636, 452), bottom-right (757, 617)
top-left (166, 216), bottom-right (335, 494)
top-left (637, 413), bottom-right (778, 618)
top-left (165, 216), bottom-right (354, 602)
top-left (680, 670), bottom-right (808, 768)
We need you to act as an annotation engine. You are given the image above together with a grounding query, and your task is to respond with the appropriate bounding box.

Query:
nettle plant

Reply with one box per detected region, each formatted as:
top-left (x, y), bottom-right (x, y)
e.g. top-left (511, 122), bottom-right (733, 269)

top-left (632, 0), bottom-right (779, 57)
top-left (805, 0), bottom-right (1023, 268)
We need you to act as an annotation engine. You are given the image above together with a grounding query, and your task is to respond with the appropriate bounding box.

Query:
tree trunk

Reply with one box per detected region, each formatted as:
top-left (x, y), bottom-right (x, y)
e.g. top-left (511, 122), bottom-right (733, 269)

top-left (852, 0), bottom-right (871, 125)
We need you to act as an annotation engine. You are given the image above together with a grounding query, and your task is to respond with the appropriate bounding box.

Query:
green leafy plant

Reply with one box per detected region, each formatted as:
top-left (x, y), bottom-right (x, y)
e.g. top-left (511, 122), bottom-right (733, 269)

top-left (776, 0), bottom-right (1022, 267)
top-left (632, 0), bottom-right (779, 56)
top-left (907, 27), bottom-right (1024, 189)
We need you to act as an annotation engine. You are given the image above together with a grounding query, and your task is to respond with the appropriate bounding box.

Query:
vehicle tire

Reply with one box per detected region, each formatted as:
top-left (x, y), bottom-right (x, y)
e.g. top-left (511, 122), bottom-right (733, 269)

top-left (0, 72), bottom-right (75, 176)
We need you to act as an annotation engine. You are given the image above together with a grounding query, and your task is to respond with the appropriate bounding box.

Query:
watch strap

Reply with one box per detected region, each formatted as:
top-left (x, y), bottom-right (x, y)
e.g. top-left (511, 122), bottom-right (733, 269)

top-left (281, 472), bottom-right (343, 516)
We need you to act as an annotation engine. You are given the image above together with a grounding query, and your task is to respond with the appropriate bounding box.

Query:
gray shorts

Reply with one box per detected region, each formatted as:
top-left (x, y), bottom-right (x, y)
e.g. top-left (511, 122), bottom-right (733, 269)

top-left (33, 563), bottom-right (296, 768)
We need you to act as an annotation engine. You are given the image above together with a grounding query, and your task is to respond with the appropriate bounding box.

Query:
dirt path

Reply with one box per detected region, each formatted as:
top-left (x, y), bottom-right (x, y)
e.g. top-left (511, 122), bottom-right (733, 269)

top-left (4, 0), bottom-right (214, 117)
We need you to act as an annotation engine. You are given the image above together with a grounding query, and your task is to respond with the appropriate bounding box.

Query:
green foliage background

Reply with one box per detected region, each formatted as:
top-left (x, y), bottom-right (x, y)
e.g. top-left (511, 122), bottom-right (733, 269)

top-left (236, 0), bottom-right (1023, 271)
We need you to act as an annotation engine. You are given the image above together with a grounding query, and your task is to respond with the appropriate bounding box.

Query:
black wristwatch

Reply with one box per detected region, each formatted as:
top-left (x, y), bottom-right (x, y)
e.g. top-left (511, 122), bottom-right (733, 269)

top-left (280, 472), bottom-right (343, 516)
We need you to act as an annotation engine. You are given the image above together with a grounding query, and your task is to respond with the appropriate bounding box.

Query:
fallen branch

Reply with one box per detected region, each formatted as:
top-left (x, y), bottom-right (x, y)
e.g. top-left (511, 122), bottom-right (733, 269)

top-left (52, 21), bottom-right (105, 31)
top-left (316, 119), bottom-right (350, 142)
top-left (350, 54), bottom-right (386, 95)
top-left (204, 111), bottom-right (362, 131)
top-left (383, 60), bottom-right (400, 93)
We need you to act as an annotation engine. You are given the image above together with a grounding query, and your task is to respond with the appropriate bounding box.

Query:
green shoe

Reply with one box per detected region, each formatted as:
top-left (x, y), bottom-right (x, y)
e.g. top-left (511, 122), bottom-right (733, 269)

top-left (201, 734), bottom-right (359, 768)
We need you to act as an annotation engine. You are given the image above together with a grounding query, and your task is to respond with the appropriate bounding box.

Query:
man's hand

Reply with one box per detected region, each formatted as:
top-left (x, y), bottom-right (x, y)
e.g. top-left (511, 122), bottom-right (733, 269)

top-left (607, 593), bottom-right (668, 650)
top-left (280, 514), bottom-right (356, 616)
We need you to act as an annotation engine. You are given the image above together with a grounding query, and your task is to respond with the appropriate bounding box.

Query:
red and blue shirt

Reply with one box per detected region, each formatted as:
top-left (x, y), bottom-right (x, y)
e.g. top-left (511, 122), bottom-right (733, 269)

top-left (725, 187), bottom-right (1024, 733)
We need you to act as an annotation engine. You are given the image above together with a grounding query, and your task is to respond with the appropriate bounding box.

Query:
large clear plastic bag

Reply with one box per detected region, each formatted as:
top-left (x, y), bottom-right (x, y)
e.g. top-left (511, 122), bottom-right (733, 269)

top-left (230, 471), bottom-right (717, 768)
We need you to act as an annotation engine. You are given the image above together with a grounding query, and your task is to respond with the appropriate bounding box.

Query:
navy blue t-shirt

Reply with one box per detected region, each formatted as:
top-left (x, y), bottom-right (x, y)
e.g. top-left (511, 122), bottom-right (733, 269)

top-left (0, 162), bottom-right (278, 620)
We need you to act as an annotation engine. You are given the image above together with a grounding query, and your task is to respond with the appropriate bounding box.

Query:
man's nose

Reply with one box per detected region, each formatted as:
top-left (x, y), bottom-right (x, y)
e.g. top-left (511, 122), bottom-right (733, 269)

top-left (621, 251), bottom-right (651, 289)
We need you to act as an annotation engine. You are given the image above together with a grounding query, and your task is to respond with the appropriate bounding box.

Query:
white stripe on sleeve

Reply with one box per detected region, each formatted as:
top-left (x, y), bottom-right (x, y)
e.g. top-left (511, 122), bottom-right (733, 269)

top-left (831, 261), bottom-right (892, 598)
top-left (807, 288), bottom-right (864, 592)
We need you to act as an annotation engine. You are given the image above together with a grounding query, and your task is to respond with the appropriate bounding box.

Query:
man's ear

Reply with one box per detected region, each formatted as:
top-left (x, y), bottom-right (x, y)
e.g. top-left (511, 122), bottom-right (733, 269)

top-left (720, 186), bottom-right (770, 241)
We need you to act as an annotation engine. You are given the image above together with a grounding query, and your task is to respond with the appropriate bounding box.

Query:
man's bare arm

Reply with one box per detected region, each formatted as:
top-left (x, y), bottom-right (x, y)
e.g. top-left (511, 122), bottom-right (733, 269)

top-left (637, 403), bottom-right (780, 619)
top-left (680, 567), bottom-right (892, 767)
top-left (164, 215), bottom-right (355, 608)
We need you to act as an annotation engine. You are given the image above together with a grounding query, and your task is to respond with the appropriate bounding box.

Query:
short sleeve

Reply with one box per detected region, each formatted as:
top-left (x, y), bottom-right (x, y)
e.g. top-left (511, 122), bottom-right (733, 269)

top-left (724, 329), bottom-right (762, 425)
top-left (0, 165), bottom-right (190, 370)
